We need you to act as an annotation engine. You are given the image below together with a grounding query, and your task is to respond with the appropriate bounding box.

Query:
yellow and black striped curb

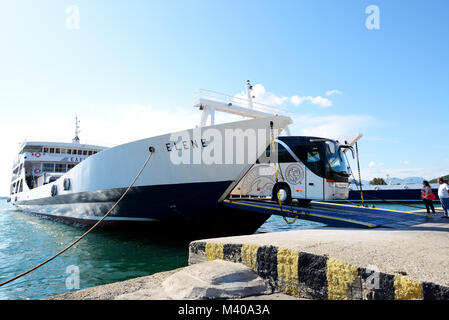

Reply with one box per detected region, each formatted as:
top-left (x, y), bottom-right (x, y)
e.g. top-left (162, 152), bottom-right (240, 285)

top-left (189, 241), bottom-right (449, 300)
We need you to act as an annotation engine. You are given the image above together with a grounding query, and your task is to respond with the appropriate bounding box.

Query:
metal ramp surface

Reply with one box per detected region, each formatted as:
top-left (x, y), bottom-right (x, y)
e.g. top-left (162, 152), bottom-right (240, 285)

top-left (223, 198), bottom-right (432, 229)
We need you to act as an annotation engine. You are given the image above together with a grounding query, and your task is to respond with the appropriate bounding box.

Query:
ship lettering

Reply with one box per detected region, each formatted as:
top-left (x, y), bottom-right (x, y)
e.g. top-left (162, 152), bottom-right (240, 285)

top-left (165, 139), bottom-right (208, 152)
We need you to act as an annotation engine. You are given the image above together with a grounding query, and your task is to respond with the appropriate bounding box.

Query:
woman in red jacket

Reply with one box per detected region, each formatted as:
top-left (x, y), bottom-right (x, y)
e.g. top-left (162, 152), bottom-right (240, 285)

top-left (421, 180), bottom-right (436, 214)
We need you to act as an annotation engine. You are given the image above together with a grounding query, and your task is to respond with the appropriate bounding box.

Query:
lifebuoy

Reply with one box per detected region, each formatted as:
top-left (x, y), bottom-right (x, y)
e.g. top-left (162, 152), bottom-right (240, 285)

top-left (35, 152), bottom-right (41, 158)
top-left (34, 168), bottom-right (41, 174)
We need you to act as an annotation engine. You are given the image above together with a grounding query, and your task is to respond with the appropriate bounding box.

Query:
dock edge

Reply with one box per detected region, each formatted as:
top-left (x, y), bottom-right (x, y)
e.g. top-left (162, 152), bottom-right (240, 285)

top-left (189, 241), bottom-right (449, 300)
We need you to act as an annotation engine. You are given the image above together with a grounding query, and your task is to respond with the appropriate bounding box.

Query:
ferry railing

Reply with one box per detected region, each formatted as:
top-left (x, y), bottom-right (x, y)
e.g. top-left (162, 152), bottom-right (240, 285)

top-left (19, 137), bottom-right (116, 148)
top-left (193, 89), bottom-right (293, 117)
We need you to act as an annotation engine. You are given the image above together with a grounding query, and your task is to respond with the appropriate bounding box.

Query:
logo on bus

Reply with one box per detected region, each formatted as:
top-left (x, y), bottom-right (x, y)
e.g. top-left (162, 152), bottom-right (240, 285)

top-left (285, 164), bottom-right (304, 185)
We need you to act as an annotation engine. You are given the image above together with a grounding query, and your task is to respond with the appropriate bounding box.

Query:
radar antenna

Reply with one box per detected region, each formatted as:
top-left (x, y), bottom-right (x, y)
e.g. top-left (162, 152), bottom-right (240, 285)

top-left (72, 116), bottom-right (81, 144)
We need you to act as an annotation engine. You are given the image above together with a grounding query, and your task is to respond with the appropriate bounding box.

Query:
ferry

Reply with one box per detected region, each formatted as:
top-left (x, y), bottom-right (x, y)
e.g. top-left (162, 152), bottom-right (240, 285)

top-left (347, 183), bottom-right (439, 202)
top-left (9, 82), bottom-right (292, 236)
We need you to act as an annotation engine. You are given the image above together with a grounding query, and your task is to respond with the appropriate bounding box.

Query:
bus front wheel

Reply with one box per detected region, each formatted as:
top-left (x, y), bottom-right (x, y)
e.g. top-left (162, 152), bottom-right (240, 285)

top-left (272, 183), bottom-right (292, 205)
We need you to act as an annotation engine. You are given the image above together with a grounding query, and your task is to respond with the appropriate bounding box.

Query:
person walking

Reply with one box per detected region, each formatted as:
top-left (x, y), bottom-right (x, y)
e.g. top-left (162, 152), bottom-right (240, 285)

top-left (421, 180), bottom-right (436, 214)
top-left (437, 178), bottom-right (449, 218)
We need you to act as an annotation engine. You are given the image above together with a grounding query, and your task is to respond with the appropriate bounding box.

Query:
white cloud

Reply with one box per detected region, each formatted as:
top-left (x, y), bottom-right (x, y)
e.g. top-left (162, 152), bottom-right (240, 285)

top-left (234, 84), bottom-right (333, 108)
top-left (290, 114), bottom-right (375, 139)
top-left (290, 95), bottom-right (332, 108)
top-left (400, 160), bottom-right (409, 165)
top-left (368, 161), bottom-right (385, 169)
top-left (234, 84), bottom-right (288, 106)
top-left (325, 89), bottom-right (343, 96)
top-left (361, 159), bottom-right (449, 182)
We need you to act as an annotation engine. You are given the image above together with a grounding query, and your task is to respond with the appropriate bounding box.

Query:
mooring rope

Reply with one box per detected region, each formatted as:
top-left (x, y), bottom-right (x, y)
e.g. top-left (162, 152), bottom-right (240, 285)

top-left (0, 147), bottom-right (156, 288)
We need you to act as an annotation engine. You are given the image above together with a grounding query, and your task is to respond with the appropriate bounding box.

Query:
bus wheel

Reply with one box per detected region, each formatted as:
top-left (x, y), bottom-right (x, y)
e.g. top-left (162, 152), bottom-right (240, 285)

top-left (272, 183), bottom-right (292, 205)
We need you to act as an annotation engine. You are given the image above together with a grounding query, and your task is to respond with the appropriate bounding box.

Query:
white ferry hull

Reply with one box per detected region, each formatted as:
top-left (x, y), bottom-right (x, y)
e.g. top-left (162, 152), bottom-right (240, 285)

top-left (11, 116), bottom-right (290, 235)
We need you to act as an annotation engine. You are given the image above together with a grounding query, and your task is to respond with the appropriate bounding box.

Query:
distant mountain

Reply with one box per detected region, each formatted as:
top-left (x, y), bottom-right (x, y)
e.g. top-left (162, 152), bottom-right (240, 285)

top-left (350, 177), bottom-right (427, 186)
top-left (388, 177), bottom-right (426, 185)
top-left (349, 179), bottom-right (370, 186)
top-left (430, 174), bottom-right (449, 183)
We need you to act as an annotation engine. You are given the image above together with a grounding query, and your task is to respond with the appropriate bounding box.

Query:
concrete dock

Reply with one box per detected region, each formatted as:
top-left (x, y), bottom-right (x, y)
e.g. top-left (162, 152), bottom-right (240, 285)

top-left (47, 209), bottom-right (449, 300)
top-left (189, 215), bottom-right (449, 300)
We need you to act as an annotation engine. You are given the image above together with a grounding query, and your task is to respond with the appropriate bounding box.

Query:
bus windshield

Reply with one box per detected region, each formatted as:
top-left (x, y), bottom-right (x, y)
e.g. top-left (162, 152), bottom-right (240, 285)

top-left (325, 141), bottom-right (350, 178)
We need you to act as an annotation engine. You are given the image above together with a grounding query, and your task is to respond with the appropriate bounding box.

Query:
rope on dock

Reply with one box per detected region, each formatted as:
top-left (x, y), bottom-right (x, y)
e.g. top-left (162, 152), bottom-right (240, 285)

top-left (0, 147), bottom-right (156, 288)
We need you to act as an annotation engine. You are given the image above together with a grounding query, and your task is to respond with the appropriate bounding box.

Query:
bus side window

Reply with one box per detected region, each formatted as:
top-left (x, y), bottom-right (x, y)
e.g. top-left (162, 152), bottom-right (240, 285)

top-left (278, 145), bottom-right (295, 163)
top-left (307, 151), bottom-right (320, 163)
top-left (307, 150), bottom-right (324, 176)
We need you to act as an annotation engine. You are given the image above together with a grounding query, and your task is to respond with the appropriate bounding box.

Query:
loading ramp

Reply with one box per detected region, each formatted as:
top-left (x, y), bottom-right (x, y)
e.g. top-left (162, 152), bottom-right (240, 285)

top-left (224, 198), bottom-right (432, 229)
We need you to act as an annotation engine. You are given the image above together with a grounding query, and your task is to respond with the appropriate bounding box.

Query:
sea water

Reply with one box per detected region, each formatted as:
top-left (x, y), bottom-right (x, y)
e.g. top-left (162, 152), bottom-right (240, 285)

top-left (0, 199), bottom-right (434, 300)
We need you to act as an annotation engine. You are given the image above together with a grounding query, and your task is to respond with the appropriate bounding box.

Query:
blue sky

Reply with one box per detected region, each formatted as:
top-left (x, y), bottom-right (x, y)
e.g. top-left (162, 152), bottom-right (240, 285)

top-left (0, 0), bottom-right (448, 194)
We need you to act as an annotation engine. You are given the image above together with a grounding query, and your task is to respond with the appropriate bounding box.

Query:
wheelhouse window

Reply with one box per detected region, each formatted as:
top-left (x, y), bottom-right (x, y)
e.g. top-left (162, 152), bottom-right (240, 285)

top-left (49, 148), bottom-right (55, 153)
top-left (55, 164), bottom-right (67, 173)
top-left (43, 163), bottom-right (55, 172)
top-left (67, 149), bottom-right (72, 155)
top-left (77, 150), bottom-right (82, 155)
top-left (88, 151), bottom-right (93, 156)
top-left (82, 150), bottom-right (87, 155)
top-left (55, 148), bottom-right (60, 154)
top-left (43, 147), bottom-right (49, 153)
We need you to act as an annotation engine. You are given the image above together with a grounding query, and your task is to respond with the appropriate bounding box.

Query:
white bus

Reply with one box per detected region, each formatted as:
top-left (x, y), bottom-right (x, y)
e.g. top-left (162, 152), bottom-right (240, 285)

top-left (230, 136), bottom-right (354, 204)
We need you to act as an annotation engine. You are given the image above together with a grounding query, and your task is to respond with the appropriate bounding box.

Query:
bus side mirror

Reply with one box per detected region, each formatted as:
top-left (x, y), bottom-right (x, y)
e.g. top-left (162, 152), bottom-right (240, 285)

top-left (348, 147), bottom-right (355, 159)
top-left (339, 145), bottom-right (355, 159)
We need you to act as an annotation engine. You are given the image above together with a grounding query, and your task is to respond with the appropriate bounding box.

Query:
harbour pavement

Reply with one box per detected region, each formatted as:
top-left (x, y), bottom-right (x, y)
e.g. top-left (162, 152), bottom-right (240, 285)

top-left (48, 210), bottom-right (449, 300)
top-left (189, 212), bottom-right (449, 300)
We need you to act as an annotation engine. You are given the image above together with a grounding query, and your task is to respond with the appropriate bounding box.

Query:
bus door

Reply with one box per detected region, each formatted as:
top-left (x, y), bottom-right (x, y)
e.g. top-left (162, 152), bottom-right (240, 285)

top-left (305, 150), bottom-right (324, 200)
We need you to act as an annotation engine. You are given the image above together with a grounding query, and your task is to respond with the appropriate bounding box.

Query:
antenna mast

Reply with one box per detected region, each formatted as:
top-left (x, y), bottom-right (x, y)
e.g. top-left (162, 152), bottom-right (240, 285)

top-left (72, 116), bottom-right (80, 144)
top-left (246, 80), bottom-right (254, 109)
